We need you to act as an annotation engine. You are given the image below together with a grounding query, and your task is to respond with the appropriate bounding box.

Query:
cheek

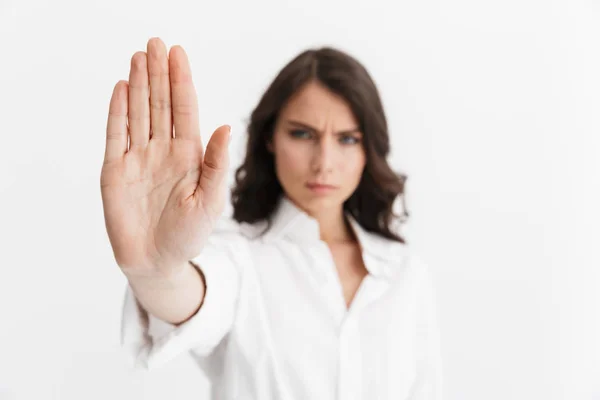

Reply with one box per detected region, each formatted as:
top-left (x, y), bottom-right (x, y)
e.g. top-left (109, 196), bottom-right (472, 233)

top-left (273, 139), bottom-right (309, 178)
top-left (339, 150), bottom-right (366, 184)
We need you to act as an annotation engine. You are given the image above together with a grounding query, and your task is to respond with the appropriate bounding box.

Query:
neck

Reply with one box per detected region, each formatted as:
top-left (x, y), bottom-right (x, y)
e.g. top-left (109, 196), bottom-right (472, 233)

top-left (311, 206), bottom-right (354, 243)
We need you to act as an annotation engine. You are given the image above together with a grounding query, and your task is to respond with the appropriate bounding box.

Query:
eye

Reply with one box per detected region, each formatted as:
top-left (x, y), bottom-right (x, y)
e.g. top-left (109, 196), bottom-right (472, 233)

top-left (290, 129), bottom-right (312, 139)
top-left (339, 135), bottom-right (361, 145)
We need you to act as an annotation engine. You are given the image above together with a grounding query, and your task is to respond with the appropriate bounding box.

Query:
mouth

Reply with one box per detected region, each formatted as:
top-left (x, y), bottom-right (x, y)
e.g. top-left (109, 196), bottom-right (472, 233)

top-left (305, 182), bottom-right (338, 193)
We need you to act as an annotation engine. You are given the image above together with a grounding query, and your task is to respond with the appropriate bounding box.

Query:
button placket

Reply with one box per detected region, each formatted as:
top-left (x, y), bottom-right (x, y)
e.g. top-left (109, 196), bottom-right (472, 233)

top-left (310, 240), bottom-right (348, 325)
top-left (337, 314), bottom-right (363, 400)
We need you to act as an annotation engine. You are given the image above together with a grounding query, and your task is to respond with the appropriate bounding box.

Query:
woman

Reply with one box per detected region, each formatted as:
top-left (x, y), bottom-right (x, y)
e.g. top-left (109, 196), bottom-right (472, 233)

top-left (101, 37), bottom-right (443, 400)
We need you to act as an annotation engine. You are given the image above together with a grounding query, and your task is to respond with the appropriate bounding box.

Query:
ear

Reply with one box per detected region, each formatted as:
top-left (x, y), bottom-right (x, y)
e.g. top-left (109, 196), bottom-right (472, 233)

top-left (266, 140), bottom-right (274, 153)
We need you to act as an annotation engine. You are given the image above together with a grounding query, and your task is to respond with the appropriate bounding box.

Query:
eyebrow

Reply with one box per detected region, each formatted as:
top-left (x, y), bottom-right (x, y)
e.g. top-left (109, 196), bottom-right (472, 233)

top-left (286, 119), bottom-right (362, 136)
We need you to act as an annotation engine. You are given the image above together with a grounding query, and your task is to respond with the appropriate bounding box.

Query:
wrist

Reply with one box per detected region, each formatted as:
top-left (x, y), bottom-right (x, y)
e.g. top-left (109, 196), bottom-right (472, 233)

top-left (124, 261), bottom-right (193, 290)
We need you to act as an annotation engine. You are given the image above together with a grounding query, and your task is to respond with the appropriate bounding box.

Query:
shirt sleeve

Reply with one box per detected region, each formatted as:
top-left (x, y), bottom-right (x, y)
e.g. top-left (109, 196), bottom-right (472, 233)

top-left (410, 256), bottom-right (444, 400)
top-left (119, 217), bottom-right (250, 370)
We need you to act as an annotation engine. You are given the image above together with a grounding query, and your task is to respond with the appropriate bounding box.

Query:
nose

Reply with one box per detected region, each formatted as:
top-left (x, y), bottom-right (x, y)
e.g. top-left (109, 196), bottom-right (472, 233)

top-left (310, 136), bottom-right (335, 174)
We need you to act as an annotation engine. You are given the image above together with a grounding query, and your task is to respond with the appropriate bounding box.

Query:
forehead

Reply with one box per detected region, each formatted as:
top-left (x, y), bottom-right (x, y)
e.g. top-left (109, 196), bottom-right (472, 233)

top-left (279, 81), bottom-right (358, 128)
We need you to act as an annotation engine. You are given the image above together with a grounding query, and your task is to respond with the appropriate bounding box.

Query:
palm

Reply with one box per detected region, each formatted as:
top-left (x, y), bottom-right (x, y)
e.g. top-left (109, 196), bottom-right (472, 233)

top-left (100, 38), bottom-right (230, 275)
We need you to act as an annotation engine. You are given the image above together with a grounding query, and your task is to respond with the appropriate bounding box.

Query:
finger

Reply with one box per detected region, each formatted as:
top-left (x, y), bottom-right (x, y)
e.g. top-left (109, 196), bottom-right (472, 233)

top-left (198, 125), bottom-right (231, 198)
top-left (104, 80), bottom-right (129, 163)
top-left (169, 45), bottom-right (201, 144)
top-left (128, 51), bottom-right (150, 148)
top-left (147, 38), bottom-right (172, 140)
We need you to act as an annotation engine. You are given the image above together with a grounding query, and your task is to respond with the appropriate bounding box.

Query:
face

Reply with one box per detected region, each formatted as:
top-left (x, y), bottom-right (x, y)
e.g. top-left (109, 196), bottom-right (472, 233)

top-left (269, 81), bottom-right (366, 216)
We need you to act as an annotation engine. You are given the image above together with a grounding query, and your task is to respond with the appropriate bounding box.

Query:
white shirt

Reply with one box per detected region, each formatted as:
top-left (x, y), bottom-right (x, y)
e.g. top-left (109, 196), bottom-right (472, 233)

top-left (121, 197), bottom-right (443, 400)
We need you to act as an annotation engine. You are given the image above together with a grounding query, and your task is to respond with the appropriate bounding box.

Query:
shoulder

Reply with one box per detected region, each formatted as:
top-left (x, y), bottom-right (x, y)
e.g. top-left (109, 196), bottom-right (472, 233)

top-left (193, 217), bottom-right (262, 271)
top-left (399, 251), bottom-right (439, 305)
top-left (362, 233), bottom-right (433, 285)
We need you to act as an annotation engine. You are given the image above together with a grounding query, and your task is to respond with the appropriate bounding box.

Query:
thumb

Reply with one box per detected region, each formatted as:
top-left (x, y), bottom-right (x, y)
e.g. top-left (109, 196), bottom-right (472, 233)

top-left (197, 124), bottom-right (231, 201)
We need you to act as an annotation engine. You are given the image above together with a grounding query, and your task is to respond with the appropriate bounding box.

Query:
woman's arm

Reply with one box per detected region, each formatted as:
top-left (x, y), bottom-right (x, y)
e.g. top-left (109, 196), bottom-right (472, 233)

top-left (125, 261), bottom-right (206, 326)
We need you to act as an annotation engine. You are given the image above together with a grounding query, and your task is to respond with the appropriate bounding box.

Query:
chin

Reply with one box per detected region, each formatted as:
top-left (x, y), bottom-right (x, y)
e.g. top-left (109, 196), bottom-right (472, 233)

top-left (298, 192), bottom-right (345, 215)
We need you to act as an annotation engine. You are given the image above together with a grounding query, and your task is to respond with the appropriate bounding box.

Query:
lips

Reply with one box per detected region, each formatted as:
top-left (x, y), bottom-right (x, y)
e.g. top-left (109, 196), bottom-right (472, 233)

top-left (306, 183), bottom-right (335, 188)
top-left (305, 182), bottom-right (338, 192)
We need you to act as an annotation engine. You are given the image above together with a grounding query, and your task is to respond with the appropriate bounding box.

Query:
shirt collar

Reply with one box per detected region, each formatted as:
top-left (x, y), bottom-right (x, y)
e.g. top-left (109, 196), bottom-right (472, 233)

top-left (254, 196), bottom-right (404, 279)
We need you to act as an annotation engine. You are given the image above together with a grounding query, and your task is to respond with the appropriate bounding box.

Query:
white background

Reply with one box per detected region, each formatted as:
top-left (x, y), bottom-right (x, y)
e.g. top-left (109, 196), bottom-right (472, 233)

top-left (0, 0), bottom-right (598, 399)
